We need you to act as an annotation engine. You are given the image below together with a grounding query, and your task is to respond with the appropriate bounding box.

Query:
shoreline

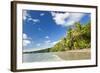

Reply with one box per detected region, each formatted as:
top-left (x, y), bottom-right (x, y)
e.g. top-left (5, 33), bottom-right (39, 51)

top-left (23, 48), bottom-right (91, 62)
top-left (54, 49), bottom-right (91, 60)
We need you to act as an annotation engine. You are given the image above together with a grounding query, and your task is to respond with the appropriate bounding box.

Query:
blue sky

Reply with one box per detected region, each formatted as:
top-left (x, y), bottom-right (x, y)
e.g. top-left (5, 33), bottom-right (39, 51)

top-left (22, 10), bottom-right (90, 51)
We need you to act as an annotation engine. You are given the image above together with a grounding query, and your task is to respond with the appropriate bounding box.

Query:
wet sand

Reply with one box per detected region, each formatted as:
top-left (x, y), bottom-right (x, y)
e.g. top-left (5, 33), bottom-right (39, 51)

top-left (54, 49), bottom-right (91, 60)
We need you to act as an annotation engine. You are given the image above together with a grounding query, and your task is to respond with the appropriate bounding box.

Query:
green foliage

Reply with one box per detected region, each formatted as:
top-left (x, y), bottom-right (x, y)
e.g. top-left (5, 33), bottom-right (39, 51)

top-left (49, 40), bottom-right (66, 52)
top-left (49, 22), bottom-right (91, 52)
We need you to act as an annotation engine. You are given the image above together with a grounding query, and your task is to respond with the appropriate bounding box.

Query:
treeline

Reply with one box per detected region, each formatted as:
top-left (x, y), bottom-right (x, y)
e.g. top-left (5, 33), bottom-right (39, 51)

top-left (49, 22), bottom-right (91, 52)
top-left (23, 48), bottom-right (51, 54)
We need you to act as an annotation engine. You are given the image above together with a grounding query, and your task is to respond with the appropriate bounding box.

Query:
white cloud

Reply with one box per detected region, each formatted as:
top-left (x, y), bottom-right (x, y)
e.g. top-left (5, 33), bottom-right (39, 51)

top-left (65, 13), bottom-right (85, 26)
top-left (43, 40), bottom-right (53, 48)
top-left (40, 13), bottom-right (45, 16)
top-left (23, 33), bottom-right (27, 39)
top-left (36, 43), bottom-right (41, 46)
top-left (44, 40), bottom-right (51, 44)
top-left (51, 12), bottom-right (56, 16)
top-left (27, 17), bottom-right (40, 23)
top-left (45, 36), bottom-right (49, 39)
top-left (23, 10), bottom-right (31, 20)
top-left (51, 12), bottom-right (85, 26)
top-left (31, 40), bottom-right (60, 49)
top-left (23, 10), bottom-right (27, 20)
top-left (51, 40), bottom-right (61, 46)
top-left (32, 19), bottom-right (40, 23)
top-left (27, 17), bottom-right (33, 21)
top-left (51, 12), bottom-right (70, 25)
top-left (23, 10), bottom-right (40, 24)
top-left (23, 39), bottom-right (31, 46)
top-left (44, 40), bottom-right (60, 48)
top-left (23, 33), bottom-right (31, 47)
top-left (52, 41), bottom-right (59, 45)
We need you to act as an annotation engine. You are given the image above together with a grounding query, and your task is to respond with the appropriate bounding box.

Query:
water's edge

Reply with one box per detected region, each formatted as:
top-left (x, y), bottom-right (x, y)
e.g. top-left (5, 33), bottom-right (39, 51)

top-left (23, 49), bottom-right (91, 63)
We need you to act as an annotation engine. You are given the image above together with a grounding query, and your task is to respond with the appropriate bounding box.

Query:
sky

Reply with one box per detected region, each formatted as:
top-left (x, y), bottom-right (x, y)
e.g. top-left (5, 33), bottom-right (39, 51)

top-left (22, 10), bottom-right (90, 52)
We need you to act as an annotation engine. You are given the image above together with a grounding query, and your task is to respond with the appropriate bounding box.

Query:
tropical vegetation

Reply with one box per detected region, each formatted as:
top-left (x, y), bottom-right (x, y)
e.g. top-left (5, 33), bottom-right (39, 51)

top-left (49, 22), bottom-right (91, 52)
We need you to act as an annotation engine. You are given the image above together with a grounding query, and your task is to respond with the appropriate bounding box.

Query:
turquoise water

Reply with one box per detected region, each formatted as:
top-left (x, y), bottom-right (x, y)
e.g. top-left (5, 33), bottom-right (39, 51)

top-left (23, 53), bottom-right (62, 63)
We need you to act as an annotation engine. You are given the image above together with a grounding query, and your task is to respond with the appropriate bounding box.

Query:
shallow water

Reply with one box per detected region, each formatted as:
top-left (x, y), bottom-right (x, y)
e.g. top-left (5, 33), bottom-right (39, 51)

top-left (23, 52), bottom-right (62, 63)
top-left (23, 50), bottom-right (91, 63)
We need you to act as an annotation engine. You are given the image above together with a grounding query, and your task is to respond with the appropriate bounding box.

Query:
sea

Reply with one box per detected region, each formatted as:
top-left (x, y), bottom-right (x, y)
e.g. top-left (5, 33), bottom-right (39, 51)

top-left (23, 52), bottom-right (62, 63)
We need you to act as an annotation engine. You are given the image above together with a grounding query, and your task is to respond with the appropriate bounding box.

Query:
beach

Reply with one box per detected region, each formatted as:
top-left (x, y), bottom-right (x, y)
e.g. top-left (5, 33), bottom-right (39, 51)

top-left (23, 49), bottom-right (91, 63)
top-left (54, 49), bottom-right (91, 60)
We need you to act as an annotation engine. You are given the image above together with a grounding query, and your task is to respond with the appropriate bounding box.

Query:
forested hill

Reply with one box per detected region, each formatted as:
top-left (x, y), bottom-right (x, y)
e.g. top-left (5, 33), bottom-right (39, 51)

top-left (48, 22), bottom-right (91, 52)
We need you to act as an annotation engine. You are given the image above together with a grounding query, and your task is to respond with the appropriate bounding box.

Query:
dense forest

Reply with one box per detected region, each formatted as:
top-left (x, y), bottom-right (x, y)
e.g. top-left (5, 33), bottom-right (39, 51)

top-left (48, 22), bottom-right (91, 52)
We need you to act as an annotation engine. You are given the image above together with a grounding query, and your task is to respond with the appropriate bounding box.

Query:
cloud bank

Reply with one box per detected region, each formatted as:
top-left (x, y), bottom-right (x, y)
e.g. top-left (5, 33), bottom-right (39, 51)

top-left (51, 12), bottom-right (85, 26)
